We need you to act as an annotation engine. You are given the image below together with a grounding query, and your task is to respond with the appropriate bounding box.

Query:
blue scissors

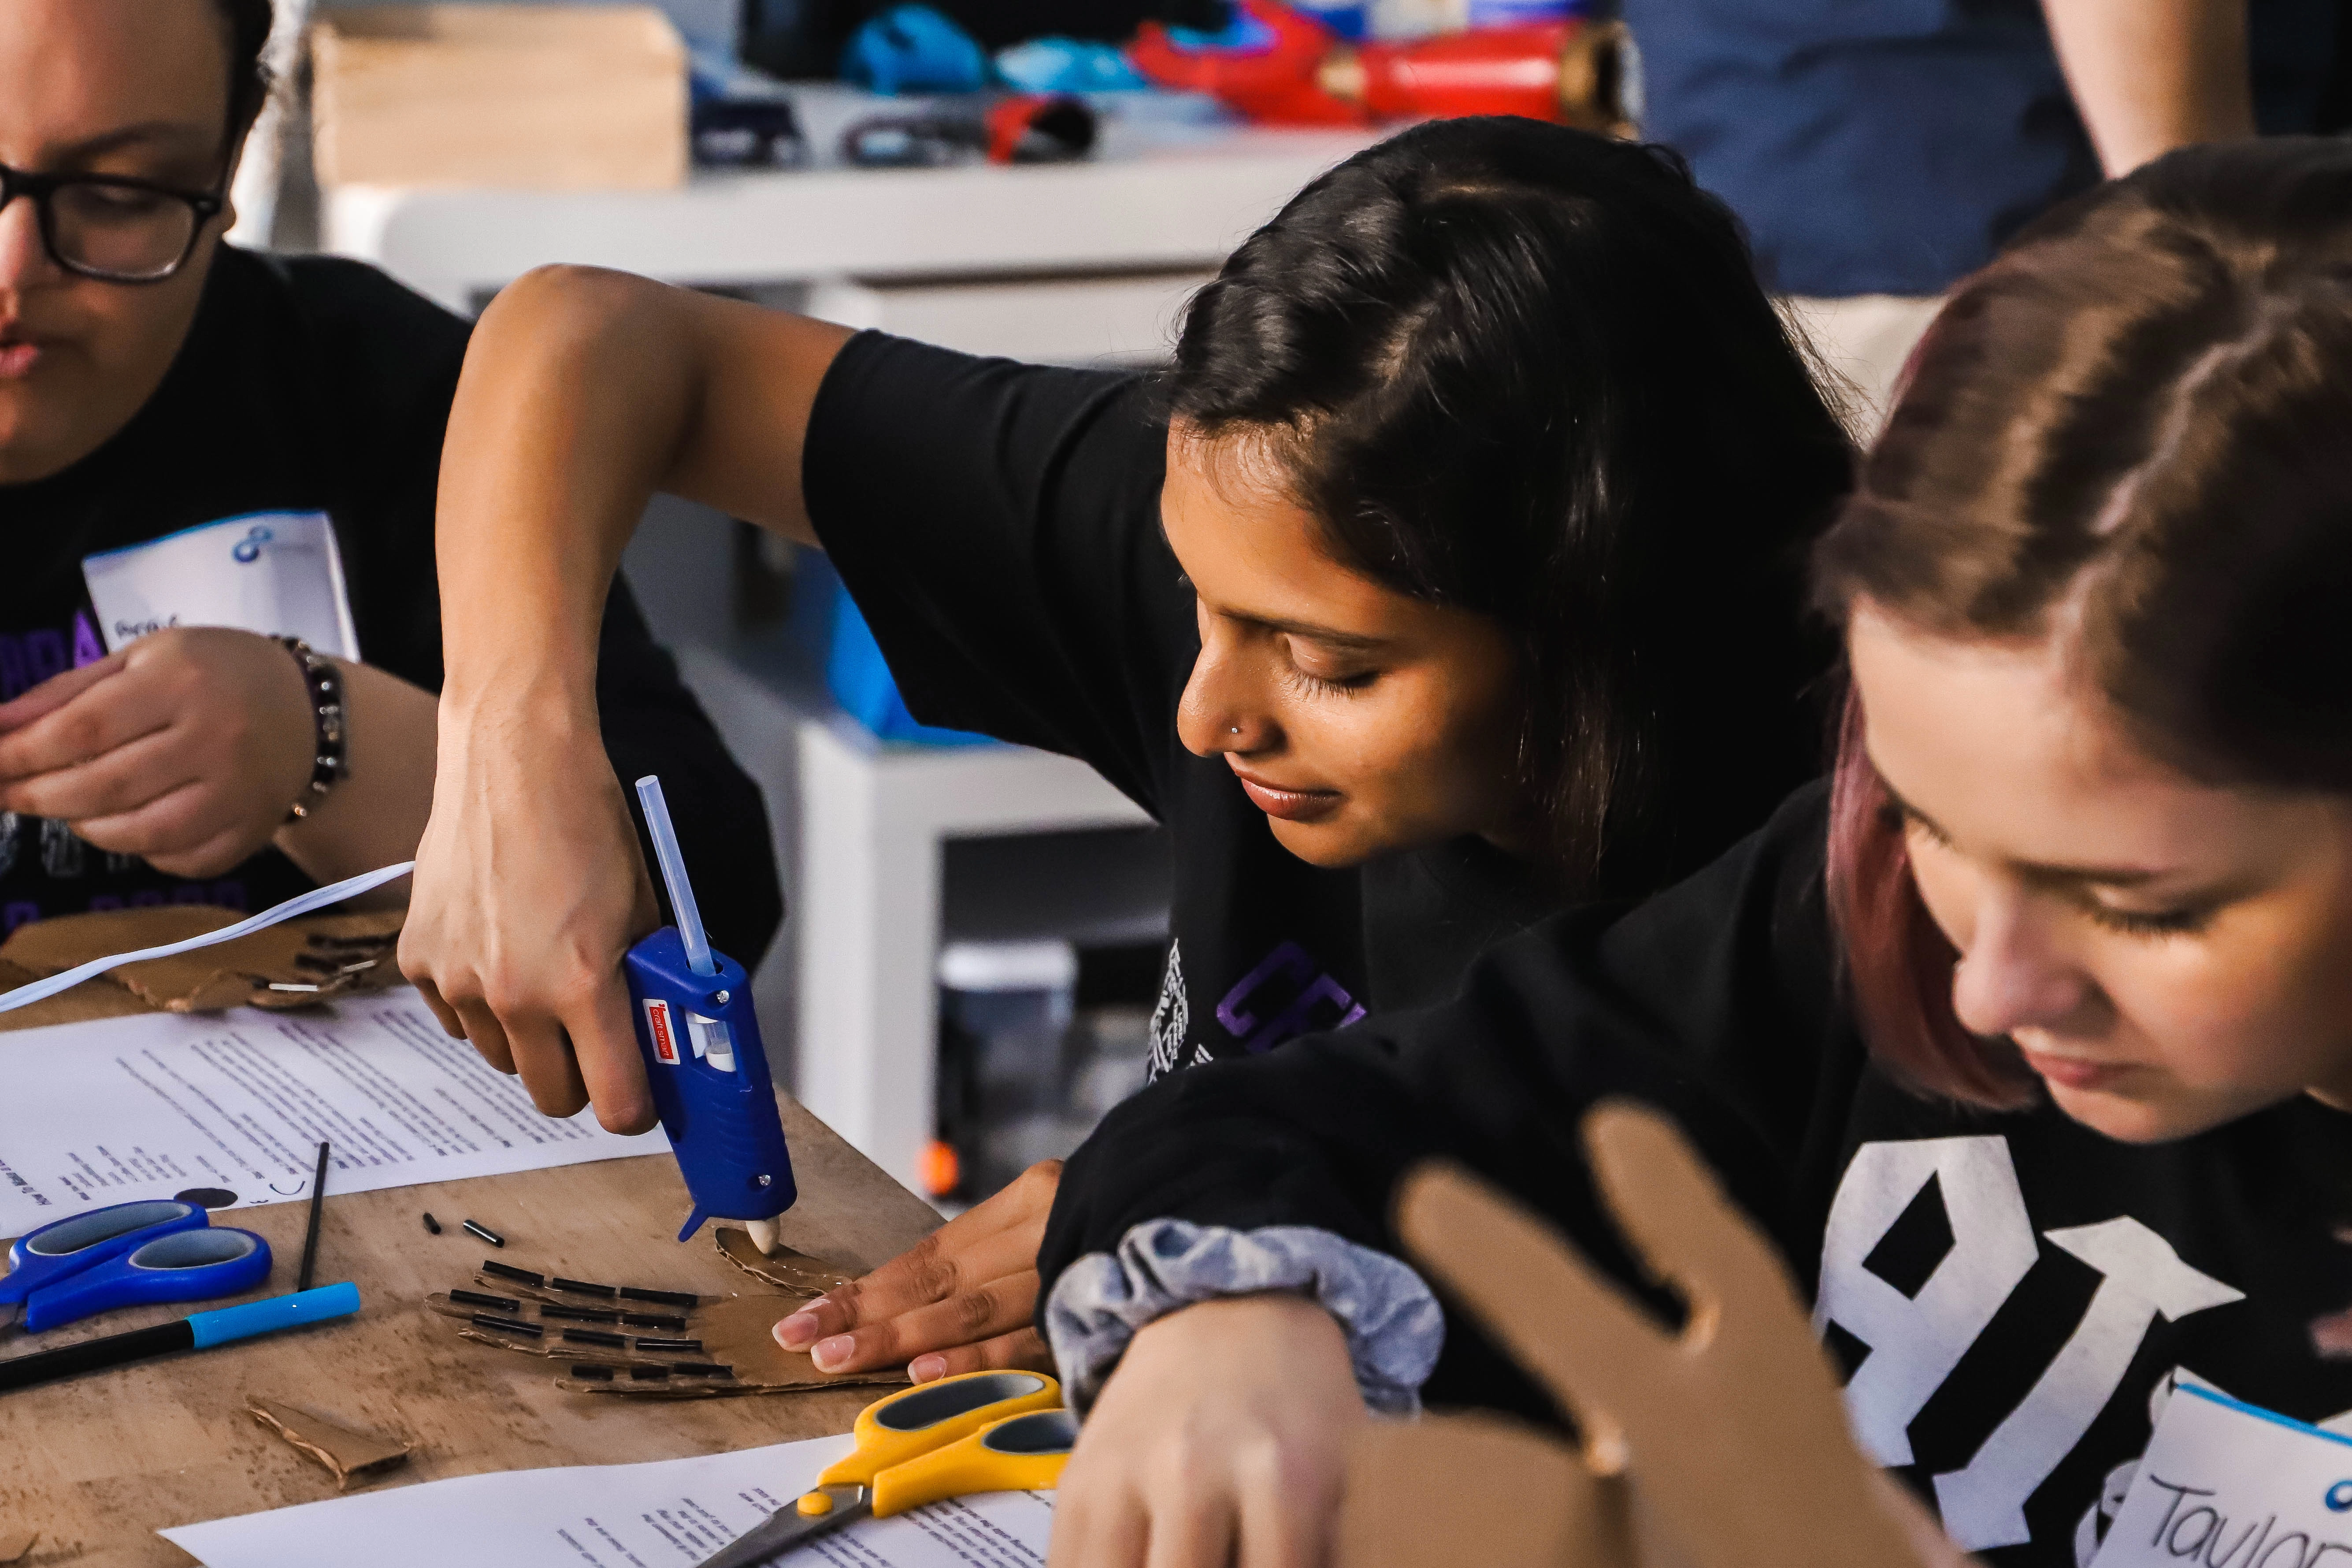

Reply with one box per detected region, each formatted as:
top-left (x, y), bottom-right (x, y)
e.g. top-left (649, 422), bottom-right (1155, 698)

top-left (3, 1199), bottom-right (273, 1333)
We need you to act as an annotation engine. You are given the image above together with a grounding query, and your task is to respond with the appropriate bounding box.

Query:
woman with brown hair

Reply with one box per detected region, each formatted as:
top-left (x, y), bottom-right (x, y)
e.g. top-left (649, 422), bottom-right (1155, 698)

top-left (1030, 136), bottom-right (2352, 1568)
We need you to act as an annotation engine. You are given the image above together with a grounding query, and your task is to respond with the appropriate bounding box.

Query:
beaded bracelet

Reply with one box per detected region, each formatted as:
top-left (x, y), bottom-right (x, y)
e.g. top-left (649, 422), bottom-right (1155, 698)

top-left (276, 636), bottom-right (348, 822)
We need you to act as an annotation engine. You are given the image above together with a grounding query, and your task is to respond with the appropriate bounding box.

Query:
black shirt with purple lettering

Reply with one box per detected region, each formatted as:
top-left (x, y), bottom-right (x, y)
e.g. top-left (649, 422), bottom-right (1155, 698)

top-left (802, 333), bottom-right (1827, 1072)
top-left (0, 246), bottom-right (780, 957)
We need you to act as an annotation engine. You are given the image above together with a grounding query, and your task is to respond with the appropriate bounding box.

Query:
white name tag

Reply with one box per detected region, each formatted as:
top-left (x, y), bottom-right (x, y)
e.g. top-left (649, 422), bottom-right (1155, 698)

top-left (2094, 1383), bottom-right (2352, 1567)
top-left (82, 511), bottom-right (360, 660)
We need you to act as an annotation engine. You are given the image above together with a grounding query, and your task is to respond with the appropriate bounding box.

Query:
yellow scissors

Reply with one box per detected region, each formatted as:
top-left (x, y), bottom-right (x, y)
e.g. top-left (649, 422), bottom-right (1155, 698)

top-left (694, 1369), bottom-right (1074, 1567)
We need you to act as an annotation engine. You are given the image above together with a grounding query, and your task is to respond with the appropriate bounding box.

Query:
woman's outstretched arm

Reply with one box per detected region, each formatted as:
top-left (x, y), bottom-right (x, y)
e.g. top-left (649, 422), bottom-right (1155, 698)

top-left (399, 265), bottom-right (850, 1130)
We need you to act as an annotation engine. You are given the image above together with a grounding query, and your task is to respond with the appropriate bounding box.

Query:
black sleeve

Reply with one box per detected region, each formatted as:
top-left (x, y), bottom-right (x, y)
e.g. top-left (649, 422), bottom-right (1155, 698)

top-left (1036, 781), bottom-right (1866, 1419)
top-left (801, 333), bottom-right (1194, 817)
top-left (277, 252), bottom-right (472, 693)
top-left (596, 582), bottom-right (785, 967)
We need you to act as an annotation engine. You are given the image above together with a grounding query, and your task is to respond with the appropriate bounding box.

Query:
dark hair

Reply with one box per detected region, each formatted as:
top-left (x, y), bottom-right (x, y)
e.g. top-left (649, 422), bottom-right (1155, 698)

top-left (212, 0), bottom-right (275, 143)
top-left (1814, 137), bottom-right (2352, 1105)
top-left (1167, 117), bottom-right (1853, 896)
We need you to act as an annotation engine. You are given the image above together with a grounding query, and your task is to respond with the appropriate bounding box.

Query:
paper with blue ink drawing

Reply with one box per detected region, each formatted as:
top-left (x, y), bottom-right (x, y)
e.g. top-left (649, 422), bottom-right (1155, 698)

top-left (2092, 1382), bottom-right (2352, 1566)
top-left (0, 993), bottom-right (661, 1236)
top-left (160, 1430), bottom-right (1055, 1567)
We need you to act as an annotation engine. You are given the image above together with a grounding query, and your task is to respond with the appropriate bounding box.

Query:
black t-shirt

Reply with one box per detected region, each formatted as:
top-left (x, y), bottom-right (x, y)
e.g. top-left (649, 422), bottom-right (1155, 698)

top-left (0, 246), bottom-right (781, 960)
top-left (805, 333), bottom-right (1822, 1075)
top-left (1042, 781), bottom-right (2352, 1564)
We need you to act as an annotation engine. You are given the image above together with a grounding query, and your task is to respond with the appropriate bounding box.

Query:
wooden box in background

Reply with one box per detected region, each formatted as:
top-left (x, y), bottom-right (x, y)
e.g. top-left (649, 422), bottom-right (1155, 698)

top-left (311, 4), bottom-right (688, 189)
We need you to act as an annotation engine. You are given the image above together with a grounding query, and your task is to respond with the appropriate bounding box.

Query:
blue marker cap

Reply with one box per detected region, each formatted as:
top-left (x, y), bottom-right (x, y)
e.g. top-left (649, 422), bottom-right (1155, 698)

top-left (187, 1281), bottom-right (361, 1348)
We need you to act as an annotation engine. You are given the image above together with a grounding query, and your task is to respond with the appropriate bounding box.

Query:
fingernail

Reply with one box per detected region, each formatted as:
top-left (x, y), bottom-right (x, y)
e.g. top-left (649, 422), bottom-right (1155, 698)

top-left (812, 1334), bottom-right (853, 1372)
top-left (908, 1354), bottom-right (946, 1383)
top-left (776, 1310), bottom-right (820, 1349)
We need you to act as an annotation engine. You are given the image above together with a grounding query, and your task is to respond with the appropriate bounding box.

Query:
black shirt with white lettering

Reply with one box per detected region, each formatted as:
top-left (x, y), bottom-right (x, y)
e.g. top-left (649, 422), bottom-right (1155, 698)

top-left (1042, 781), bottom-right (2352, 1563)
top-left (0, 246), bottom-right (780, 958)
top-left (803, 333), bottom-right (1830, 1075)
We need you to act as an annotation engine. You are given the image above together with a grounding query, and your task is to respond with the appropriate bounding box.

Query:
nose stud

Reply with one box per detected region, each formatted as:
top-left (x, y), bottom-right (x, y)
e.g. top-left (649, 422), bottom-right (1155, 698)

top-left (1230, 727), bottom-right (1241, 735)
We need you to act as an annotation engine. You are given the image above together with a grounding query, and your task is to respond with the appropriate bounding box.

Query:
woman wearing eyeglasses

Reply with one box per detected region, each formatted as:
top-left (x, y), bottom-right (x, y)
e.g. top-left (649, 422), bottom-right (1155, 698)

top-left (0, 0), bottom-right (777, 962)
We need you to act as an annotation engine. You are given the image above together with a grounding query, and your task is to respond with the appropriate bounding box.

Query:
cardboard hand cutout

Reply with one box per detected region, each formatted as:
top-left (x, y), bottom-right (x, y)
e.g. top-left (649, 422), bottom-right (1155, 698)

top-left (1339, 1102), bottom-right (1974, 1568)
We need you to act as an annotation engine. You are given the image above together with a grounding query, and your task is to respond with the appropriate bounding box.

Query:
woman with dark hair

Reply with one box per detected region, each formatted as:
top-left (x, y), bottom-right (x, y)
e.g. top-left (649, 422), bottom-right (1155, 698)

top-left (0, 0), bottom-right (774, 946)
top-left (398, 118), bottom-right (1851, 1381)
top-left (1031, 136), bottom-right (2352, 1567)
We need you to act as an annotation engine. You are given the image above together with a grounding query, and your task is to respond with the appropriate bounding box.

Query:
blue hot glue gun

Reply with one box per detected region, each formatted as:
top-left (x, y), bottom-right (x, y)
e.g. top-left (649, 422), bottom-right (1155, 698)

top-left (627, 775), bottom-right (798, 1244)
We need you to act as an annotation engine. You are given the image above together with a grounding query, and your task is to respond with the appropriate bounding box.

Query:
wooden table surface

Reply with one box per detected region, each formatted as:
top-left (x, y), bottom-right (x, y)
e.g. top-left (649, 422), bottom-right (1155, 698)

top-left (0, 1043), bottom-right (942, 1568)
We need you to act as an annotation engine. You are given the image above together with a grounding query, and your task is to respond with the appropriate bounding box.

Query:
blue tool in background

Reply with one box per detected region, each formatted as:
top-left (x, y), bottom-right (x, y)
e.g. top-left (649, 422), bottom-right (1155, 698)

top-left (3, 1199), bottom-right (275, 1334)
top-left (627, 775), bottom-right (798, 1246)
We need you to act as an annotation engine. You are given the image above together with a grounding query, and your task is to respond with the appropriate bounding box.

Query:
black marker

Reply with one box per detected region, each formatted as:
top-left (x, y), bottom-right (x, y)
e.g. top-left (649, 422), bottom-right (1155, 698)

top-left (296, 1141), bottom-right (330, 1293)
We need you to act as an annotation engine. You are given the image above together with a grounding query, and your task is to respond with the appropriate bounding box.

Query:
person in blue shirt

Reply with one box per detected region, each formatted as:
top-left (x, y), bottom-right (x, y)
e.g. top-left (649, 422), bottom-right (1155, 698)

top-left (1628, 0), bottom-right (2335, 423)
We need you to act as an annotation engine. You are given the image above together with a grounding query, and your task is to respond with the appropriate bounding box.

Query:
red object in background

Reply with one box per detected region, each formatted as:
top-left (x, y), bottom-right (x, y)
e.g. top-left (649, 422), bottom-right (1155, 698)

top-left (1128, 0), bottom-right (1363, 125)
top-left (1129, 1), bottom-right (1630, 131)
top-left (983, 94), bottom-right (1100, 163)
top-left (920, 1139), bottom-right (962, 1199)
top-left (1347, 23), bottom-right (1573, 121)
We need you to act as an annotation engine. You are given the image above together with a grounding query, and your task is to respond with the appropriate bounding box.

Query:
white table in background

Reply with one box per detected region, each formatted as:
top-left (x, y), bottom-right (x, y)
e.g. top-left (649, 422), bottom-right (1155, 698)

top-left (323, 111), bottom-right (1380, 361)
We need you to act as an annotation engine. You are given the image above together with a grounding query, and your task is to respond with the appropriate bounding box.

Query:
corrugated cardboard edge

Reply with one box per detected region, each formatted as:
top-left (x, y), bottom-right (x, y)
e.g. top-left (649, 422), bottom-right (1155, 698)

top-left (714, 1228), bottom-right (853, 1298)
top-left (246, 1397), bottom-right (412, 1491)
top-left (0, 906), bottom-right (402, 1023)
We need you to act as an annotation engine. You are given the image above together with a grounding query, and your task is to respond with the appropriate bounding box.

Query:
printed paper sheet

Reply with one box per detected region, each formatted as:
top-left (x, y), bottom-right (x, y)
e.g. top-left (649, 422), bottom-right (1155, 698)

top-left (0, 992), bottom-right (664, 1235)
top-left (160, 1432), bottom-right (1054, 1567)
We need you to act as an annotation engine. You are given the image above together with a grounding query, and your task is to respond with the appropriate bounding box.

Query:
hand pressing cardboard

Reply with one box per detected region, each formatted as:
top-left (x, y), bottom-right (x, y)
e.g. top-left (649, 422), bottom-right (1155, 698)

top-left (1339, 1102), bottom-right (1974, 1568)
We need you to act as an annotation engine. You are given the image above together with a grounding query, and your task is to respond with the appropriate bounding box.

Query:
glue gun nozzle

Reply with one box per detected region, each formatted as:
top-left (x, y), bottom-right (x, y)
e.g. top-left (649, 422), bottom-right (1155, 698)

top-left (745, 1218), bottom-right (783, 1257)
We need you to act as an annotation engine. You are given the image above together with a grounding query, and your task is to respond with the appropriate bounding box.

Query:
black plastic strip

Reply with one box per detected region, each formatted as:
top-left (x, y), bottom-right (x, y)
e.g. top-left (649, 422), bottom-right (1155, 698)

top-left (474, 1314), bottom-right (542, 1338)
top-left (632, 1337), bottom-right (704, 1353)
top-left (571, 1364), bottom-right (616, 1381)
top-left (674, 1363), bottom-right (735, 1378)
top-left (541, 1304), bottom-right (623, 1324)
top-left (551, 1277), bottom-right (618, 1298)
top-left (618, 1286), bottom-right (699, 1309)
top-left (482, 1261), bottom-right (542, 1286)
top-left (620, 1312), bottom-right (688, 1331)
top-left (630, 1365), bottom-right (671, 1380)
top-left (451, 1289), bottom-right (522, 1312)
top-left (561, 1328), bottom-right (628, 1348)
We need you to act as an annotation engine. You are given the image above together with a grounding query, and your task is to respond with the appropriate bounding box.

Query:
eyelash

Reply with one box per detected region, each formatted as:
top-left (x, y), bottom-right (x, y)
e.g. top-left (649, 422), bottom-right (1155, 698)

top-left (2080, 901), bottom-right (2214, 938)
top-left (1284, 665), bottom-right (1377, 698)
top-left (1897, 806), bottom-right (2213, 938)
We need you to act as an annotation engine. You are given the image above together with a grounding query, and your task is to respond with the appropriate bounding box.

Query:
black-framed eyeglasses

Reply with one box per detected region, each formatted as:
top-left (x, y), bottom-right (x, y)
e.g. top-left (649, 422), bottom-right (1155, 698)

top-left (0, 163), bottom-right (225, 285)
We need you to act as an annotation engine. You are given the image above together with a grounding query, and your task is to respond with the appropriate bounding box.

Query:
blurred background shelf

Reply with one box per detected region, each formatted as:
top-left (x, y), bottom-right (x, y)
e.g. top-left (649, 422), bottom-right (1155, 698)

top-left (324, 101), bottom-right (1380, 330)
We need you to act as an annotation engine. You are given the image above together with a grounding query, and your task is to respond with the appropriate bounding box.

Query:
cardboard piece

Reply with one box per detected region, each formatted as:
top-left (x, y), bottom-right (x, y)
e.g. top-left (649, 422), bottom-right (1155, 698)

top-left (715, 1227), bottom-right (855, 1298)
top-left (0, 1531), bottom-right (36, 1564)
top-left (536, 1297), bottom-right (909, 1398)
top-left (0, 906), bottom-right (402, 1014)
top-left (456, 1324), bottom-right (705, 1373)
top-left (424, 1292), bottom-right (692, 1334)
top-left (1339, 1102), bottom-right (1975, 1568)
top-left (438, 1266), bottom-right (908, 1398)
top-left (1338, 1413), bottom-right (1629, 1568)
top-left (471, 1271), bottom-right (710, 1310)
top-left (246, 1397), bottom-right (412, 1491)
top-left (311, 6), bottom-right (689, 190)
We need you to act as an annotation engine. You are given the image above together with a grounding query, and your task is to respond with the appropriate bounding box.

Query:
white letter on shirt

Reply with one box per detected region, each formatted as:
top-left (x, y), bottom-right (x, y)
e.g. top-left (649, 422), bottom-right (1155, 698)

top-left (1816, 1137), bottom-right (2040, 1467)
top-left (1931, 1216), bottom-right (2243, 1551)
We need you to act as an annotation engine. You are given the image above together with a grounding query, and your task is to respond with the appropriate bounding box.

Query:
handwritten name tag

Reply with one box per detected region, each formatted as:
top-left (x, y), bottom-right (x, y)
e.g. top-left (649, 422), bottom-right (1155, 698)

top-left (82, 511), bottom-right (359, 660)
top-left (2094, 1384), bottom-right (2352, 1568)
